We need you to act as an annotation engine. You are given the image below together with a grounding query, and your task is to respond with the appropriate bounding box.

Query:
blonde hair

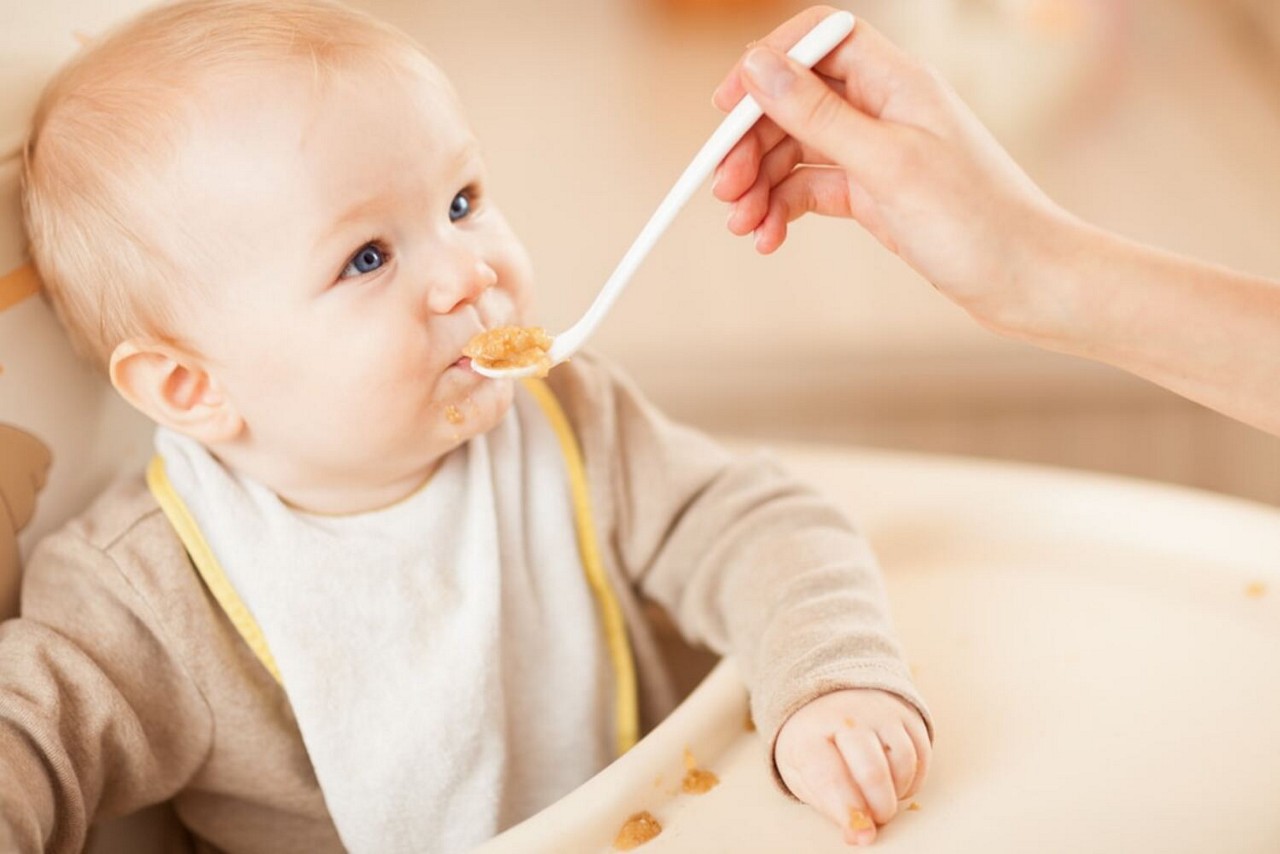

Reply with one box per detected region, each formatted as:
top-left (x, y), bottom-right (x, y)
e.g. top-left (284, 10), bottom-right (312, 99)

top-left (22, 0), bottom-right (431, 372)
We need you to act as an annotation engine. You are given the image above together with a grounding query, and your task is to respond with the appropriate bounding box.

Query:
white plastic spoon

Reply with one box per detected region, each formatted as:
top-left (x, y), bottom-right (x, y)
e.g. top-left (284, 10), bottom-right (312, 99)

top-left (470, 10), bottom-right (856, 379)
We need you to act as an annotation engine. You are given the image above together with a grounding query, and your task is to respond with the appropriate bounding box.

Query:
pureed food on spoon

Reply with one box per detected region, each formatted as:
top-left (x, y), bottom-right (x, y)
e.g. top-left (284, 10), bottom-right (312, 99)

top-left (463, 326), bottom-right (553, 377)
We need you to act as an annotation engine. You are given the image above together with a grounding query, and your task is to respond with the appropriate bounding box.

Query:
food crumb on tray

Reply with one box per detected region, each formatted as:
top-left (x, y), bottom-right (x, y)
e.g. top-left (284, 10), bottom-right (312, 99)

top-left (613, 810), bottom-right (662, 850)
top-left (681, 767), bottom-right (719, 795)
top-left (680, 747), bottom-right (719, 795)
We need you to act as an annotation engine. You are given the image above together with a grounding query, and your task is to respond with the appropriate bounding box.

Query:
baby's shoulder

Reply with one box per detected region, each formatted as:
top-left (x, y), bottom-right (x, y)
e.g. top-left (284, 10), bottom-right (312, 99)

top-left (25, 472), bottom-right (213, 644)
top-left (29, 472), bottom-right (189, 591)
top-left (56, 472), bottom-right (167, 554)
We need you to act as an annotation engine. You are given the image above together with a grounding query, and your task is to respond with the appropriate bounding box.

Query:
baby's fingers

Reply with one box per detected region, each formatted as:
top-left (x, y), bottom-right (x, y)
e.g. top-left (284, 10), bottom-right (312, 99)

top-left (877, 724), bottom-right (919, 801)
top-left (834, 728), bottom-right (898, 826)
top-left (902, 714), bottom-right (932, 800)
top-left (778, 740), bottom-right (877, 846)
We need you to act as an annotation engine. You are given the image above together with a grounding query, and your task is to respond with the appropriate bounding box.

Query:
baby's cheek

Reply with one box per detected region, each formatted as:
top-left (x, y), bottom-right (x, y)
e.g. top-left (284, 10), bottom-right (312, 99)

top-left (490, 253), bottom-right (535, 321)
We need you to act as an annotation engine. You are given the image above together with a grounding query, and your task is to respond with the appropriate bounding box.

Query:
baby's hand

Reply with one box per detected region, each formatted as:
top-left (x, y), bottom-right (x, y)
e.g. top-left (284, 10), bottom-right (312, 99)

top-left (774, 689), bottom-right (930, 846)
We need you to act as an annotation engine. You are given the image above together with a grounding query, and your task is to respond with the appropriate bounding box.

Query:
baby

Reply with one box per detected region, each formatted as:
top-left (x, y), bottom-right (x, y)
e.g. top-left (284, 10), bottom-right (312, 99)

top-left (4, 1), bottom-right (930, 851)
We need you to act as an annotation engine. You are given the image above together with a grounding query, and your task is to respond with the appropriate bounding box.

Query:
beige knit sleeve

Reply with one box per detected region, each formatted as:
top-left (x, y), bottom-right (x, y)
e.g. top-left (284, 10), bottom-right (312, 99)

top-left (0, 527), bottom-right (213, 853)
top-left (549, 354), bottom-right (931, 787)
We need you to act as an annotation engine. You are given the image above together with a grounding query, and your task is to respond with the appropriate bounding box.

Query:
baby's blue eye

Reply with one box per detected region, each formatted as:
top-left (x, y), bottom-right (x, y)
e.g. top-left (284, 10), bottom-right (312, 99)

top-left (341, 242), bottom-right (386, 279)
top-left (449, 191), bottom-right (471, 222)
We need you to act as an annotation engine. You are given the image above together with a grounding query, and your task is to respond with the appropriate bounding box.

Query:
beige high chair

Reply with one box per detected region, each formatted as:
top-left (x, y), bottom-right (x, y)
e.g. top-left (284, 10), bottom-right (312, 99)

top-left (2, 4), bottom-right (179, 850)
top-left (5, 3), bottom-right (1280, 853)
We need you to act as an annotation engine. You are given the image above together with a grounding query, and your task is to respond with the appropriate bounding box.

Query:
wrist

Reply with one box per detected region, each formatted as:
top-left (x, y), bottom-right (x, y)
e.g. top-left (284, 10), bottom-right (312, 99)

top-left (970, 202), bottom-right (1094, 350)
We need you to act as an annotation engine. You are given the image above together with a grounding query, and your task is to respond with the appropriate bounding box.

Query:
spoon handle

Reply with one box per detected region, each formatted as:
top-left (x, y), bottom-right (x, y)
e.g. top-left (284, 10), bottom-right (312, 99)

top-left (548, 10), bottom-right (857, 364)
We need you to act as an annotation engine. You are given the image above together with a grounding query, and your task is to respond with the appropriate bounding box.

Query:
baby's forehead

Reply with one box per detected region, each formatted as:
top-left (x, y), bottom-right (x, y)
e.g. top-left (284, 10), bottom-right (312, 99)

top-left (193, 49), bottom-right (455, 120)
top-left (179, 52), bottom-right (466, 157)
top-left (149, 52), bottom-right (476, 267)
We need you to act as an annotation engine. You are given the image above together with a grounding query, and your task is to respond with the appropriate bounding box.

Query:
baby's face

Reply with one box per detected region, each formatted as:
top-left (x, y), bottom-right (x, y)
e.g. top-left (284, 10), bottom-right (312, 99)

top-left (167, 58), bottom-right (533, 507)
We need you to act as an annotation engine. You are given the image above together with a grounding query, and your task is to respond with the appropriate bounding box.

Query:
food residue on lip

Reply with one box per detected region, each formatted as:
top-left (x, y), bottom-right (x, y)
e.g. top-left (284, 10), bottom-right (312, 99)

top-left (444, 405), bottom-right (464, 425)
top-left (1245, 581), bottom-right (1267, 599)
top-left (848, 808), bottom-right (874, 832)
top-left (680, 748), bottom-right (719, 795)
top-left (613, 811), bottom-right (662, 850)
top-left (462, 326), bottom-right (553, 377)
top-left (907, 801), bottom-right (922, 812)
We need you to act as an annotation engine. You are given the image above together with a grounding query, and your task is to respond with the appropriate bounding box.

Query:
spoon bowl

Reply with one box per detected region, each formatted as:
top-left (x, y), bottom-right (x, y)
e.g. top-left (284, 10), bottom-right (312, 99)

top-left (469, 334), bottom-right (577, 380)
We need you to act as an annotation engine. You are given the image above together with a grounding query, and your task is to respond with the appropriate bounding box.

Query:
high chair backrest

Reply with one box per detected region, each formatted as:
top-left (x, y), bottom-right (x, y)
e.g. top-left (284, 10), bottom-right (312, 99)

top-left (0, 0), bottom-right (155, 619)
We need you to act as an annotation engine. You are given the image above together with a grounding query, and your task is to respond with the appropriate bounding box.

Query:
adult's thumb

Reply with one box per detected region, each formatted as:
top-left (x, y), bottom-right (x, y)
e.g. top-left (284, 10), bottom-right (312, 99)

top-left (741, 46), bottom-right (881, 178)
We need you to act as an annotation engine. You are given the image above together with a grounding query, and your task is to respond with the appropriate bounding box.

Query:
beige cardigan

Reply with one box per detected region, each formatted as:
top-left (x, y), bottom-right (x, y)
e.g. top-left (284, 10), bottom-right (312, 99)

top-left (0, 353), bottom-right (928, 853)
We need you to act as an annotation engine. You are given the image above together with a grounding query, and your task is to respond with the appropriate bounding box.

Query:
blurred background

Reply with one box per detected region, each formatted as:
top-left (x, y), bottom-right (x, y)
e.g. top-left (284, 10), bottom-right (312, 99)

top-left (5, 0), bottom-right (1279, 508)
top-left (343, 0), bottom-right (1280, 504)
top-left (4, 5), bottom-right (1277, 850)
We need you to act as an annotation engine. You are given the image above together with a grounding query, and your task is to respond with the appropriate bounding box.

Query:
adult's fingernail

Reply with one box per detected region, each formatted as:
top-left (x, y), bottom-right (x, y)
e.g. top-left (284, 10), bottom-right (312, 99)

top-left (743, 47), bottom-right (794, 99)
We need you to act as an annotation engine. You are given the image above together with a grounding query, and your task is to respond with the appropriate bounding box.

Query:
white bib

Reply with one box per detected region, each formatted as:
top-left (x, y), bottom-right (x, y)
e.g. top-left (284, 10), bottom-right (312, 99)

top-left (156, 387), bottom-right (613, 853)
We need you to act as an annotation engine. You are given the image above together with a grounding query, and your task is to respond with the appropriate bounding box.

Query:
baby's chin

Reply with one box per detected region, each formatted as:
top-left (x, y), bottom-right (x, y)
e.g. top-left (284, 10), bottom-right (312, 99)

top-left (437, 373), bottom-right (516, 444)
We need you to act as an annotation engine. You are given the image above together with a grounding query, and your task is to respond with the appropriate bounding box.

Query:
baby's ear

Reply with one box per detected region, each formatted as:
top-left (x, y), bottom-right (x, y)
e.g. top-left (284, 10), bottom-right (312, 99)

top-left (109, 340), bottom-right (243, 444)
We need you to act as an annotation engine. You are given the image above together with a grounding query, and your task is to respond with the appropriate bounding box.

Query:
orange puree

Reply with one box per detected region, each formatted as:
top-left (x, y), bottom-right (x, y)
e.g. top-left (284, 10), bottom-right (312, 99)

top-left (463, 326), bottom-right (552, 377)
top-left (681, 767), bottom-right (718, 795)
top-left (613, 811), bottom-right (662, 850)
top-left (680, 748), bottom-right (719, 794)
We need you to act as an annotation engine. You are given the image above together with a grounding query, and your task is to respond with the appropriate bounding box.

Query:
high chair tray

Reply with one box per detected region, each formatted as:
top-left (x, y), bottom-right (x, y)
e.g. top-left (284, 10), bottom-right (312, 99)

top-left (480, 446), bottom-right (1280, 853)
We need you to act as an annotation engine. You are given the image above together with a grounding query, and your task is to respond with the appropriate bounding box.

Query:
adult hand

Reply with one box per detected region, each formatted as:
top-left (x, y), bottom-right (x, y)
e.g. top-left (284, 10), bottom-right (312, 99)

top-left (711, 6), bottom-right (1280, 436)
top-left (711, 6), bottom-right (1069, 335)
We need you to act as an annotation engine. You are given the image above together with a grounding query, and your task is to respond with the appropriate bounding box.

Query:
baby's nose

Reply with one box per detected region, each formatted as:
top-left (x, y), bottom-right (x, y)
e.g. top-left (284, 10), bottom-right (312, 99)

top-left (425, 252), bottom-right (498, 315)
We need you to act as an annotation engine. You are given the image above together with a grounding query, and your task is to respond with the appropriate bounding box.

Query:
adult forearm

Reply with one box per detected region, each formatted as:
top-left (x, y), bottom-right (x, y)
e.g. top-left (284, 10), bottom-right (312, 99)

top-left (1012, 215), bottom-right (1280, 437)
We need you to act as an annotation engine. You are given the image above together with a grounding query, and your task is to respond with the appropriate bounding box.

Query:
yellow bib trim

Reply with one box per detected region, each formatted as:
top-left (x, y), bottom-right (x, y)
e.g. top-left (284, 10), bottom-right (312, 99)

top-left (520, 378), bottom-right (639, 755)
top-left (146, 377), bottom-right (639, 756)
top-left (147, 455), bottom-right (283, 684)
